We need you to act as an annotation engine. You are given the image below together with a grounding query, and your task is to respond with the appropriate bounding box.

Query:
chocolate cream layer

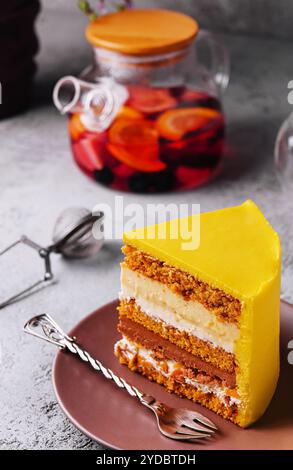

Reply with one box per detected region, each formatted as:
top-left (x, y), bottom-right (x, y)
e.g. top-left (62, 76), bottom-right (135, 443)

top-left (118, 315), bottom-right (236, 388)
top-left (115, 334), bottom-right (240, 410)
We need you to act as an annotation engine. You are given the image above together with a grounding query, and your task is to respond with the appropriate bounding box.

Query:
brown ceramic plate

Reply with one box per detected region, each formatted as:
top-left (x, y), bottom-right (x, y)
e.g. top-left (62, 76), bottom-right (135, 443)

top-left (52, 300), bottom-right (293, 450)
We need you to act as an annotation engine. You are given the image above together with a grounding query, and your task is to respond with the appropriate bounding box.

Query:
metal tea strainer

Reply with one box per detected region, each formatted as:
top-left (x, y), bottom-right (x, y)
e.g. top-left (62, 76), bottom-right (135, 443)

top-left (0, 208), bottom-right (104, 309)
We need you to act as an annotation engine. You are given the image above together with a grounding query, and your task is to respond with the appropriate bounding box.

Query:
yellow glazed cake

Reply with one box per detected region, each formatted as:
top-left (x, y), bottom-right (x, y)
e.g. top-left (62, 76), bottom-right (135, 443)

top-left (115, 200), bottom-right (281, 427)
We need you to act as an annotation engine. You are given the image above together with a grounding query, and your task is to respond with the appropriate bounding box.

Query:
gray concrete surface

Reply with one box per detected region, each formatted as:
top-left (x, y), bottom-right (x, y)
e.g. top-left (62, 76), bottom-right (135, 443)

top-left (0, 7), bottom-right (293, 449)
top-left (48, 0), bottom-right (293, 39)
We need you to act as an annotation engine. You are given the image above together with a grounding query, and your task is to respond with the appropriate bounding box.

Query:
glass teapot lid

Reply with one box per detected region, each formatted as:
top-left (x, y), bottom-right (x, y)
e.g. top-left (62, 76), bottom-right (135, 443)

top-left (85, 8), bottom-right (199, 56)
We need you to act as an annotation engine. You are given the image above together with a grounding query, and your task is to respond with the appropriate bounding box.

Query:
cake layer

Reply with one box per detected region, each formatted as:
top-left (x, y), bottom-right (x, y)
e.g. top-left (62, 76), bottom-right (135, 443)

top-left (122, 245), bottom-right (241, 325)
top-left (119, 298), bottom-right (236, 373)
top-left (120, 265), bottom-right (239, 353)
top-left (115, 336), bottom-right (240, 425)
top-left (118, 315), bottom-right (236, 387)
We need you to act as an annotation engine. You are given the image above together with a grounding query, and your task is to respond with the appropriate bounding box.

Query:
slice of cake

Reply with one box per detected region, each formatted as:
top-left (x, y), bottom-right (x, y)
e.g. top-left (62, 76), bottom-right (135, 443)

top-left (115, 200), bottom-right (281, 427)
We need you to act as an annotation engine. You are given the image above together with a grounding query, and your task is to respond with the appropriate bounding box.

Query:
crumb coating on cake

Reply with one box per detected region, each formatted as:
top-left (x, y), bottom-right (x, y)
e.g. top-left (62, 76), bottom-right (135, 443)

top-left (122, 245), bottom-right (241, 325)
top-left (115, 344), bottom-right (240, 425)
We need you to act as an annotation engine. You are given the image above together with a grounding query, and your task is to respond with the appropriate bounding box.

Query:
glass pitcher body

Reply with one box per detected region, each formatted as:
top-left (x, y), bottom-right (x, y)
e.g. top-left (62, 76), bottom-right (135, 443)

top-left (53, 9), bottom-right (229, 193)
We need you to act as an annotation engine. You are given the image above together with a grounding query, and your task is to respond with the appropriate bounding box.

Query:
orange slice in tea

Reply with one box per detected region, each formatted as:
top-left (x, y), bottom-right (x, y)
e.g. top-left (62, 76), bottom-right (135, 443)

top-left (68, 113), bottom-right (86, 141)
top-left (156, 107), bottom-right (222, 141)
top-left (107, 119), bottom-right (166, 172)
top-left (116, 105), bottom-right (144, 120)
top-left (127, 85), bottom-right (177, 114)
top-left (107, 144), bottom-right (166, 172)
top-left (109, 118), bottom-right (158, 147)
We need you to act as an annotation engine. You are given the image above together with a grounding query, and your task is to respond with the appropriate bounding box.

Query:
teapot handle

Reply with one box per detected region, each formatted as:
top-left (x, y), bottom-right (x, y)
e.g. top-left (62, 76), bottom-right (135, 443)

top-left (195, 30), bottom-right (230, 94)
top-left (53, 75), bottom-right (128, 132)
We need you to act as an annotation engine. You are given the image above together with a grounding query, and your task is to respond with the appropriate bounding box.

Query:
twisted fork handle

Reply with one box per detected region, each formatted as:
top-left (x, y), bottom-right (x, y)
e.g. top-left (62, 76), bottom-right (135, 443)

top-left (64, 334), bottom-right (146, 401)
top-left (24, 314), bottom-right (156, 406)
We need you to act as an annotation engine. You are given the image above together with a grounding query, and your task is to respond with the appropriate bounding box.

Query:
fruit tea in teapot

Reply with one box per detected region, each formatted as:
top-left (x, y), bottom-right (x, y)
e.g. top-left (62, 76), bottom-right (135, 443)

top-left (53, 9), bottom-right (229, 193)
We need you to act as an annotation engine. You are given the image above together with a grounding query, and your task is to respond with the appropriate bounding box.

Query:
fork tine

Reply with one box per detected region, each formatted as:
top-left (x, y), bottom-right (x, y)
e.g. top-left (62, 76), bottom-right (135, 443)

top-left (158, 423), bottom-right (212, 441)
top-left (159, 425), bottom-right (212, 440)
top-left (184, 409), bottom-right (217, 430)
top-left (177, 412), bottom-right (216, 433)
top-left (161, 430), bottom-right (211, 441)
top-left (175, 431), bottom-right (212, 440)
top-left (181, 421), bottom-right (216, 434)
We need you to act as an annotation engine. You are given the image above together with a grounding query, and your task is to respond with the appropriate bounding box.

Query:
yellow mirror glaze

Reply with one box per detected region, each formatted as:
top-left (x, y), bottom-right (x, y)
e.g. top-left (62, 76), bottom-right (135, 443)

top-left (123, 200), bottom-right (281, 426)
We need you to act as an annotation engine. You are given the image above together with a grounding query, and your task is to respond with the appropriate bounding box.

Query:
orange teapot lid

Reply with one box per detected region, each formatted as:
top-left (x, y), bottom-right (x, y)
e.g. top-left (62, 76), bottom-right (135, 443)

top-left (86, 9), bottom-right (198, 56)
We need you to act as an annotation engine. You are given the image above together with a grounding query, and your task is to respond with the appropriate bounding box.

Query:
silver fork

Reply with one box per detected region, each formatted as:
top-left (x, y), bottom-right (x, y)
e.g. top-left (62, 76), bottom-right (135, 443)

top-left (24, 314), bottom-right (217, 442)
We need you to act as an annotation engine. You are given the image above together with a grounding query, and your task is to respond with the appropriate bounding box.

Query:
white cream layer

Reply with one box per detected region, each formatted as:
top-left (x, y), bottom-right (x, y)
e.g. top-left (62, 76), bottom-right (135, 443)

top-left (115, 336), bottom-right (241, 407)
top-left (120, 266), bottom-right (239, 354)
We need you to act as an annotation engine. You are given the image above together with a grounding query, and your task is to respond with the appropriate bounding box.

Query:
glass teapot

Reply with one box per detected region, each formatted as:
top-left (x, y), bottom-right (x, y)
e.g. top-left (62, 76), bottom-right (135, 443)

top-left (53, 9), bottom-right (229, 193)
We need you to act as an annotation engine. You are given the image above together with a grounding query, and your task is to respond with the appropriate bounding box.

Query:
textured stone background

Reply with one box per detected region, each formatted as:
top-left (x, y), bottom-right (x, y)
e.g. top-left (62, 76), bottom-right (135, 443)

top-left (47, 0), bottom-right (293, 39)
top-left (0, 2), bottom-right (293, 450)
